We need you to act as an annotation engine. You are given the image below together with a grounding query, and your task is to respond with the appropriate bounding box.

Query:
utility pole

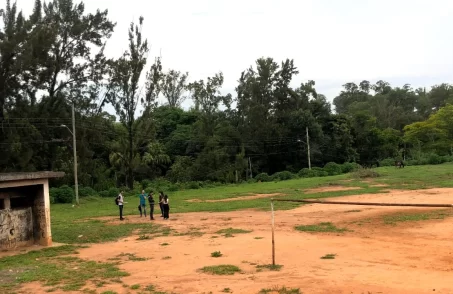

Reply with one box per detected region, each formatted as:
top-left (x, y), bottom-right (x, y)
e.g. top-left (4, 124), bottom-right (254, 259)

top-left (72, 103), bottom-right (79, 205)
top-left (306, 126), bottom-right (311, 170)
top-left (248, 157), bottom-right (253, 179)
top-left (61, 102), bottom-right (79, 205)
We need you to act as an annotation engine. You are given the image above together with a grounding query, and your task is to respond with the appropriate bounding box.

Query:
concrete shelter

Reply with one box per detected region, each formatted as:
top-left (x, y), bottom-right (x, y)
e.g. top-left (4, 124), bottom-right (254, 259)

top-left (0, 172), bottom-right (64, 250)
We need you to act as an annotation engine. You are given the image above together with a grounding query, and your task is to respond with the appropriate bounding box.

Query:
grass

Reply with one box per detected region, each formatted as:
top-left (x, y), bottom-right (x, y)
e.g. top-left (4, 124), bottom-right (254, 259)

top-left (254, 237), bottom-right (264, 239)
top-left (48, 163), bottom-right (453, 246)
top-left (137, 234), bottom-right (152, 240)
top-left (258, 286), bottom-right (301, 294)
top-left (199, 265), bottom-right (241, 275)
top-left (320, 254), bottom-right (336, 259)
top-left (295, 222), bottom-right (350, 233)
top-left (160, 242), bottom-right (170, 246)
top-left (130, 284), bottom-right (140, 290)
top-left (256, 264), bottom-right (283, 271)
top-left (382, 209), bottom-right (453, 225)
top-left (211, 251), bottom-right (223, 257)
top-left (162, 256), bottom-right (172, 260)
top-left (0, 245), bottom-right (128, 292)
top-left (52, 218), bottom-right (171, 244)
top-left (215, 228), bottom-right (252, 237)
top-left (222, 288), bottom-right (232, 293)
top-left (116, 253), bottom-right (148, 262)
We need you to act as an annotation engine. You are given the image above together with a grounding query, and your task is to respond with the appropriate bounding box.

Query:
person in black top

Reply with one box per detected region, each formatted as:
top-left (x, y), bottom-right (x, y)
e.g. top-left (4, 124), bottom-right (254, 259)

top-left (147, 191), bottom-right (155, 220)
top-left (158, 192), bottom-right (164, 217)
top-left (162, 194), bottom-right (170, 220)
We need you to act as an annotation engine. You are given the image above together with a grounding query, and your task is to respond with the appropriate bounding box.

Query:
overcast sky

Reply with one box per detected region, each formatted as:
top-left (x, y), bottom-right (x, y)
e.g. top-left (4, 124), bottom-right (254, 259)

top-left (18, 0), bottom-right (453, 111)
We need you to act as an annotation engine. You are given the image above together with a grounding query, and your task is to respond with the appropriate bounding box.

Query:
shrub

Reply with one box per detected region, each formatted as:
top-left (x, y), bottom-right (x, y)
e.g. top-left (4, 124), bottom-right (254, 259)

top-left (379, 158), bottom-right (395, 167)
top-left (254, 173), bottom-right (271, 182)
top-left (298, 168), bottom-right (310, 178)
top-left (352, 167), bottom-right (380, 178)
top-left (141, 179), bottom-right (153, 189)
top-left (50, 185), bottom-right (74, 204)
top-left (323, 162), bottom-right (342, 176)
top-left (99, 187), bottom-right (119, 198)
top-left (340, 162), bottom-right (360, 173)
top-left (298, 168), bottom-right (327, 178)
top-left (186, 181), bottom-right (201, 189)
top-left (78, 186), bottom-right (97, 197)
top-left (271, 171), bottom-right (296, 181)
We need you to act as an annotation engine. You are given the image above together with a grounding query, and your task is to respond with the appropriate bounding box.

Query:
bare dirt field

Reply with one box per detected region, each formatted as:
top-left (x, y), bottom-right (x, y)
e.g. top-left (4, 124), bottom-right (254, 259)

top-left (22, 188), bottom-right (453, 294)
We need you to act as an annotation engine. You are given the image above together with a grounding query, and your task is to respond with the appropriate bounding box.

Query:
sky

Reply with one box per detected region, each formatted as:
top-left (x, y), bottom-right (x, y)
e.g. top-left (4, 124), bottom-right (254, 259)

top-left (17, 0), bottom-right (453, 112)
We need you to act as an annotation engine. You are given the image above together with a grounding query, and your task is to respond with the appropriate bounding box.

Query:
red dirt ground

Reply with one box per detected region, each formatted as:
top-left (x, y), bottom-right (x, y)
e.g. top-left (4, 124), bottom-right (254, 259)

top-left (19, 188), bottom-right (453, 293)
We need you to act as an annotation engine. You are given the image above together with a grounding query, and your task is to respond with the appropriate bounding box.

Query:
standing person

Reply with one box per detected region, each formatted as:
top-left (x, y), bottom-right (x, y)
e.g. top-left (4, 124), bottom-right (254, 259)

top-left (158, 192), bottom-right (164, 217)
top-left (148, 191), bottom-right (155, 220)
top-left (117, 191), bottom-right (124, 221)
top-left (163, 194), bottom-right (170, 220)
top-left (139, 190), bottom-right (147, 217)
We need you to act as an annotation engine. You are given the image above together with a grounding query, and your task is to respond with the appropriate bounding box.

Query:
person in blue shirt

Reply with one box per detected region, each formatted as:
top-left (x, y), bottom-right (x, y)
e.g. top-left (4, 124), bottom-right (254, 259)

top-left (139, 190), bottom-right (147, 217)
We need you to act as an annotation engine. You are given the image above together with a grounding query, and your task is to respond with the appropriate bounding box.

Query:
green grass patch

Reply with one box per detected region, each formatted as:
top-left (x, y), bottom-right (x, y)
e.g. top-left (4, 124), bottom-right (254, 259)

top-left (211, 251), bottom-right (223, 257)
top-left (222, 288), bottom-right (232, 293)
top-left (52, 219), bottom-right (171, 244)
top-left (344, 209), bottom-right (361, 213)
top-left (174, 228), bottom-right (205, 237)
top-left (321, 254), bottom-right (336, 259)
top-left (256, 264), bottom-right (283, 271)
top-left (144, 285), bottom-right (156, 291)
top-left (162, 256), bottom-right (172, 260)
top-left (383, 209), bottom-right (453, 225)
top-left (215, 228), bottom-right (252, 238)
top-left (258, 286), bottom-right (302, 294)
top-left (199, 265), bottom-right (241, 275)
top-left (137, 234), bottom-right (152, 240)
top-left (160, 242), bottom-right (170, 246)
top-left (116, 253), bottom-right (148, 262)
top-left (295, 222), bottom-right (350, 233)
top-left (130, 284), bottom-right (140, 290)
top-left (0, 245), bottom-right (128, 292)
top-left (254, 237), bottom-right (264, 239)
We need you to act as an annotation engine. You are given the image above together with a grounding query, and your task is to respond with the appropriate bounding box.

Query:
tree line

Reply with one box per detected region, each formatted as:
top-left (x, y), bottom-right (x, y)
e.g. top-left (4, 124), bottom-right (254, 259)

top-left (1, 0), bottom-right (452, 191)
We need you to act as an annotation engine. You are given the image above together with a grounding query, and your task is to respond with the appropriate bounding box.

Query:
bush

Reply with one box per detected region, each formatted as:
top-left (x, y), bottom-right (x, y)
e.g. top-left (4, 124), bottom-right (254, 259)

top-left (426, 153), bottom-right (446, 165)
top-left (141, 179), bottom-right (153, 189)
top-left (78, 186), bottom-right (97, 197)
top-left (323, 162), bottom-right (342, 176)
top-left (271, 171), bottom-right (297, 181)
top-left (50, 185), bottom-right (74, 204)
top-left (340, 162), bottom-right (360, 173)
top-left (254, 173), bottom-right (271, 182)
top-left (352, 168), bottom-right (380, 178)
top-left (186, 181), bottom-right (201, 189)
top-left (379, 158), bottom-right (395, 167)
top-left (99, 187), bottom-right (119, 198)
top-left (298, 168), bottom-right (310, 178)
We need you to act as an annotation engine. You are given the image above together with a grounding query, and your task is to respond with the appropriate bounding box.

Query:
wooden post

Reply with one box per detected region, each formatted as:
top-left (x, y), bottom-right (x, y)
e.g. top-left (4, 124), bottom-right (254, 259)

top-left (271, 198), bottom-right (275, 266)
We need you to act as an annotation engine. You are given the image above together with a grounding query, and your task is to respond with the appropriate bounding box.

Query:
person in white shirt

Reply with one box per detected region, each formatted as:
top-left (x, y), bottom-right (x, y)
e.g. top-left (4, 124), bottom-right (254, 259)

top-left (117, 191), bottom-right (125, 221)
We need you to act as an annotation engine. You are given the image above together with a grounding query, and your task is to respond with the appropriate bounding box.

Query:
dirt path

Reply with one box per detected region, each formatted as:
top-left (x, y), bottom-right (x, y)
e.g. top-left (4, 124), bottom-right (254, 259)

top-left (22, 188), bottom-right (453, 293)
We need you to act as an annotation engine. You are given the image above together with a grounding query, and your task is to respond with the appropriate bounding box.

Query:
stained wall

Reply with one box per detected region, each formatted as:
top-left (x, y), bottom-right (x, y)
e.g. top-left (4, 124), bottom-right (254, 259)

top-left (0, 179), bottom-right (52, 250)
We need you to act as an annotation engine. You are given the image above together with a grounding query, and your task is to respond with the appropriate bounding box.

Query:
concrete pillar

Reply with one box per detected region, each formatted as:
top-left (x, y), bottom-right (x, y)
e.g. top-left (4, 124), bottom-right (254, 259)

top-left (33, 183), bottom-right (52, 246)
